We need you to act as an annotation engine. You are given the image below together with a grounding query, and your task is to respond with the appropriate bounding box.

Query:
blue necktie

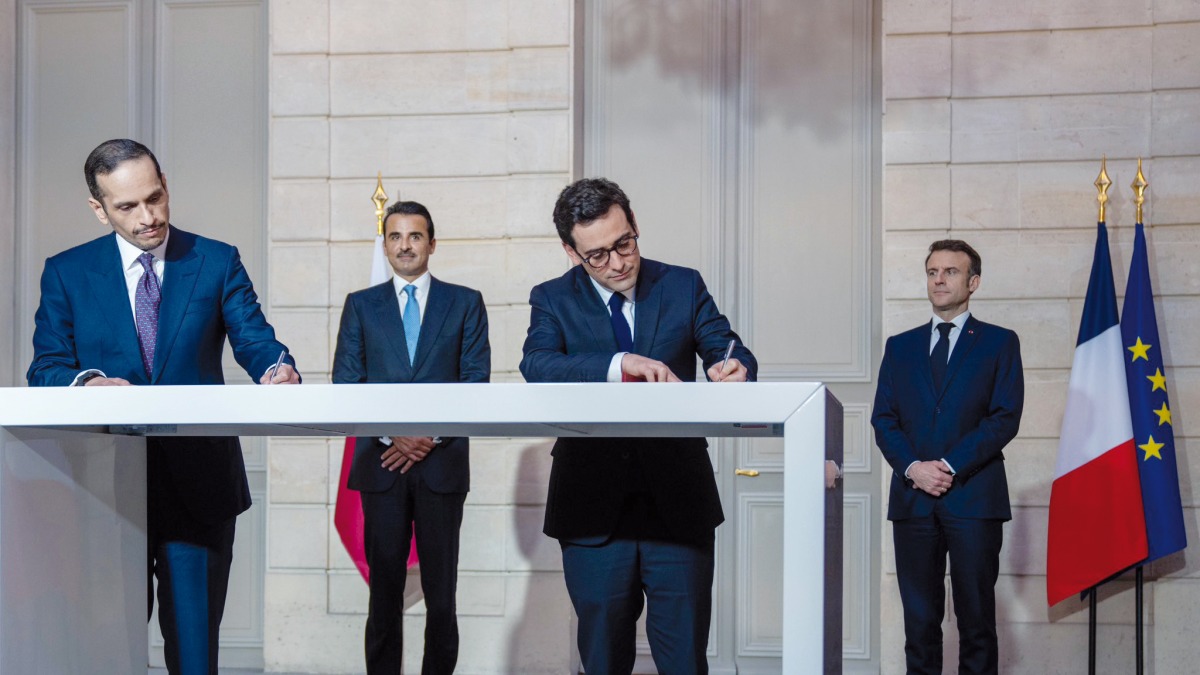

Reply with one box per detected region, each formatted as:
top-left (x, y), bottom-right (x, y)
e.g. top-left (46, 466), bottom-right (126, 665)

top-left (402, 284), bottom-right (420, 363)
top-left (930, 322), bottom-right (953, 390)
top-left (608, 293), bottom-right (634, 353)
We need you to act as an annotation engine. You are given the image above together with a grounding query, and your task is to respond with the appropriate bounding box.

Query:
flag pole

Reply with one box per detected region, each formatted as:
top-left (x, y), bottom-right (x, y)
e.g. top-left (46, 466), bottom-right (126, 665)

top-left (1085, 158), bottom-right (1111, 675)
top-left (1088, 589), bottom-right (1097, 675)
top-left (1131, 158), bottom-right (1149, 675)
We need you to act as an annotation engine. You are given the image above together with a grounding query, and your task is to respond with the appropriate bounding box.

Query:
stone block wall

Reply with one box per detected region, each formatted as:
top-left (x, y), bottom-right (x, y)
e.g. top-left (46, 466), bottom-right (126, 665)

top-left (265, 1), bottom-right (576, 672)
top-left (882, 1), bottom-right (1200, 672)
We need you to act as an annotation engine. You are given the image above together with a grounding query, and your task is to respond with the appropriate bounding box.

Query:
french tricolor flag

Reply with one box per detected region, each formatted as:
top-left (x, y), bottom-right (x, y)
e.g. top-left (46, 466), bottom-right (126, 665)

top-left (1047, 222), bottom-right (1148, 606)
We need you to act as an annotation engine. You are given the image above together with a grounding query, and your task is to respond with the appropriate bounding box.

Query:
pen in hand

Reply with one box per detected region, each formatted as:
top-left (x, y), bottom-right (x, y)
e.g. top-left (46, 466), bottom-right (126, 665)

top-left (718, 339), bottom-right (736, 381)
top-left (268, 349), bottom-right (287, 384)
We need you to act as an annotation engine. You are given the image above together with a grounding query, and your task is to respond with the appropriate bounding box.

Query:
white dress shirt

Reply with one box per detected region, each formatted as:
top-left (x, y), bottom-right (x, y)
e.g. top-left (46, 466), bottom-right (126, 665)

top-left (928, 310), bottom-right (971, 360)
top-left (392, 271), bottom-right (432, 325)
top-left (588, 277), bottom-right (636, 382)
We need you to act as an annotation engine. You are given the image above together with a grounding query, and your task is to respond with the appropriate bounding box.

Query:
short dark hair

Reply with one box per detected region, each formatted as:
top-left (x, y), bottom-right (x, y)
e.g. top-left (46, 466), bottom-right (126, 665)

top-left (84, 139), bottom-right (163, 201)
top-left (384, 200), bottom-right (435, 240)
top-left (552, 177), bottom-right (636, 247)
top-left (926, 239), bottom-right (982, 277)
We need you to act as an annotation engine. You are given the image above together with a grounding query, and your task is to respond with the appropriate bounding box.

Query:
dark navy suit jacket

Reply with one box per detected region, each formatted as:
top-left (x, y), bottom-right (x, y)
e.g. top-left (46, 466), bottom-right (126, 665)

top-left (332, 277), bottom-right (490, 494)
top-left (27, 227), bottom-right (293, 524)
top-left (871, 315), bottom-right (1024, 521)
top-left (520, 258), bottom-right (756, 542)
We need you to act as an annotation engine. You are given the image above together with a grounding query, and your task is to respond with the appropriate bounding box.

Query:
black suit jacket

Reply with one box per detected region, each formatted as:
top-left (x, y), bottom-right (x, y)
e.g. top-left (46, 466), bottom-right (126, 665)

top-left (27, 227), bottom-right (293, 524)
top-left (871, 315), bottom-right (1024, 521)
top-left (520, 258), bottom-right (756, 542)
top-left (332, 276), bottom-right (490, 494)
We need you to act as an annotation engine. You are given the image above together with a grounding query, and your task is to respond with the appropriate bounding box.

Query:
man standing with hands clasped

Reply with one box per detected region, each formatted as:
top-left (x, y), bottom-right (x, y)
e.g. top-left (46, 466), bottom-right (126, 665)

top-left (520, 178), bottom-right (756, 674)
top-left (27, 138), bottom-right (300, 675)
top-left (872, 239), bottom-right (1023, 675)
top-left (333, 200), bottom-right (490, 674)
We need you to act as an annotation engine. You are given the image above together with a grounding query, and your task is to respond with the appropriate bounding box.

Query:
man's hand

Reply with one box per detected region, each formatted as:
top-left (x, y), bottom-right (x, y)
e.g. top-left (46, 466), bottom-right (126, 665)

top-left (908, 460), bottom-right (953, 496)
top-left (825, 460), bottom-right (842, 489)
top-left (261, 363), bottom-right (301, 385)
top-left (381, 436), bottom-right (437, 474)
top-left (707, 358), bottom-right (748, 382)
top-left (84, 377), bottom-right (131, 386)
top-left (621, 354), bottom-right (681, 382)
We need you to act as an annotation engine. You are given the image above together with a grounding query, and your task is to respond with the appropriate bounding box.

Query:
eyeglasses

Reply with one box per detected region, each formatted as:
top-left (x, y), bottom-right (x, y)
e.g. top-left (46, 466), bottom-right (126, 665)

top-left (576, 235), bottom-right (639, 269)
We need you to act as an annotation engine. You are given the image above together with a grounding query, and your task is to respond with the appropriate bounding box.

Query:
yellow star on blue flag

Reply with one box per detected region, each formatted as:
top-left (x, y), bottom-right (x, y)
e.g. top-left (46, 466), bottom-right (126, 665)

top-left (1127, 337), bottom-right (1151, 361)
top-left (1139, 436), bottom-right (1164, 461)
top-left (1147, 368), bottom-right (1166, 392)
top-left (1153, 402), bottom-right (1171, 426)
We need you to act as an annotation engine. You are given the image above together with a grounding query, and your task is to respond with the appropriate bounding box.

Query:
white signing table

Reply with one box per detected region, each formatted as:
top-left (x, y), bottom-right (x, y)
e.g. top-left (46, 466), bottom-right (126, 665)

top-left (0, 383), bottom-right (841, 673)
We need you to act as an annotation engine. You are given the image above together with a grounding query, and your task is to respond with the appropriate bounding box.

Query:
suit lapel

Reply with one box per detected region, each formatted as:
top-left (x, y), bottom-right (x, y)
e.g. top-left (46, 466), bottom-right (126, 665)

top-left (412, 277), bottom-right (452, 372)
top-left (571, 268), bottom-right (619, 351)
top-left (85, 236), bottom-right (144, 377)
top-left (910, 323), bottom-right (938, 397)
top-left (938, 315), bottom-right (981, 397)
top-left (368, 281), bottom-right (413, 372)
top-left (632, 261), bottom-right (663, 354)
top-left (154, 228), bottom-right (201, 383)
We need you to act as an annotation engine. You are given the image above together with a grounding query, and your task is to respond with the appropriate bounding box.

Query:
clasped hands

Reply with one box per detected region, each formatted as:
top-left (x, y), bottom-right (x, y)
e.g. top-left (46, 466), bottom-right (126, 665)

top-left (620, 353), bottom-right (748, 383)
top-left (908, 460), bottom-right (953, 497)
top-left (382, 436), bottom-right (437, 474)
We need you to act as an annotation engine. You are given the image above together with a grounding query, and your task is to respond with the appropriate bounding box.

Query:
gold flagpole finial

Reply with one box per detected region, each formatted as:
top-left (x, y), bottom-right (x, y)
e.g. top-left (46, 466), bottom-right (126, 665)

top-left (1131, 158), bottom-right (1148, 225)
top-left (1094, 156), bottom-right (1112, 223)
top-left (372, 172), bottom-right (388, 236)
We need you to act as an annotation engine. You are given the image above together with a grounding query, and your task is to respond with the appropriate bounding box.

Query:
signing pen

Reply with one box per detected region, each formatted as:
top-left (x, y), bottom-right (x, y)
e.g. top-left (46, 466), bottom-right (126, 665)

top-left (268, 349), bottom-right (287, 384)
top-left (719, 339), bottom-right (736, 380)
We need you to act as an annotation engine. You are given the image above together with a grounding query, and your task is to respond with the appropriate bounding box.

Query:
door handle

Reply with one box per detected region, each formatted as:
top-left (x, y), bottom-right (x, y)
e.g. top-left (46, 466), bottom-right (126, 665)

top-left (734, 468), bottom-right (760, 477)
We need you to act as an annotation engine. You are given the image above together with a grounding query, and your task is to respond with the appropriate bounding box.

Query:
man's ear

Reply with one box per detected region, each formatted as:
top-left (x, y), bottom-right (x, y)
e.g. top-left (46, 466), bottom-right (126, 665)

top-left (968, 274), bottom-right (981, 294)
top-left (88, 198), bottom-right (110, 226)
top-left (562, 241), bottom-right (583, 265)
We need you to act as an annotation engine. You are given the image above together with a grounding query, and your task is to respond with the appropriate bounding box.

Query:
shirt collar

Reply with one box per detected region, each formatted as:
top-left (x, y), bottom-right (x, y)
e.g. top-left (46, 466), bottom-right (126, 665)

top-left (115, 229), bottom-right (169, 271)
top-left (588, 276), bottom-right (635, 307)
top-left (931, 310), bottom-right (970, 332)
top-left (392, 271), bottom-right (432, 297)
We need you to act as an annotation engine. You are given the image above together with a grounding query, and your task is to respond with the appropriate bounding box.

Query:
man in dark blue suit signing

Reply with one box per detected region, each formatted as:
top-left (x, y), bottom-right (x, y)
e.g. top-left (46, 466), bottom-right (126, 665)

top-left (872, 239), bottom-right (1023, 675)
top-left (520, 178), bottom-right (756, 674)
top-left (27, 138), bottom-right (300, 674)
top-left (333, 200), bottom-right (490, 674)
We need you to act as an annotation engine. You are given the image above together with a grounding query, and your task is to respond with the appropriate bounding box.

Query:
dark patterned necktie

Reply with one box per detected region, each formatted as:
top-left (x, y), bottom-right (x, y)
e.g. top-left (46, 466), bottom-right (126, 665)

top-left (134, 252), bottom-right (161, 376)
top-left (930, 322), bottom-right (954, 390)
top-left (608, 292), bottom-right (634, 353)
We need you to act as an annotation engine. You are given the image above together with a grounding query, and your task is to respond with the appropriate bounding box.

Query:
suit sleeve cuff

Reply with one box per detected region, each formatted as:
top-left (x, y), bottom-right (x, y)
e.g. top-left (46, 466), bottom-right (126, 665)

top-left (71, 369), bottom-right (105, 387)
top-left (903, 461), bottom-right (918, 479)
top-left (607, 353), bottom-right (626, 382)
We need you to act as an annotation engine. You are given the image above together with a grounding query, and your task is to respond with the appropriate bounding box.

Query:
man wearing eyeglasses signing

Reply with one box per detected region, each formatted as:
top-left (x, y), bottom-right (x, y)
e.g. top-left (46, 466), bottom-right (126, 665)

top-left (520, 178), bottom-right (756, 674)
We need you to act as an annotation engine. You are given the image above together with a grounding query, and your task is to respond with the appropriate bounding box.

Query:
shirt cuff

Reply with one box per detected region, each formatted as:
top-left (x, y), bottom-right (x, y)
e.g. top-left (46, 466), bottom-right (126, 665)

top-left (71, 369), bottom-right (105, 386)
top-left (607, 353), bottom-right (626, 382)
top-left (940, 458), bottom-right (956, 475)
top-left (904, 461), bottom-right (918, 479)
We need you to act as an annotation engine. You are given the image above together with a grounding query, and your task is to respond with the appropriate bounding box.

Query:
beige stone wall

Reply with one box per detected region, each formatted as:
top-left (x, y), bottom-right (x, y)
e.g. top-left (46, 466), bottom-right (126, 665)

top-left (265, 1), bottom-right (577, 672)
top-left (882, 1), bottom-right (1200, 672)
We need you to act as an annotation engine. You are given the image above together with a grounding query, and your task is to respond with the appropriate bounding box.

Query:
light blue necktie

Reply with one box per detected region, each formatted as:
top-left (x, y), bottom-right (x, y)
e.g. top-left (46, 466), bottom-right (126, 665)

top-left (402, 284), bottom-right (420, 363)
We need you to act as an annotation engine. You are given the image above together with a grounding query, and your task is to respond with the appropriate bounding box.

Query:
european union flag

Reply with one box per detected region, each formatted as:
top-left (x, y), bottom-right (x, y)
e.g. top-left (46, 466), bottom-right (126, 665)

top-left (1120, 222), bottom-right (1187, 563)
